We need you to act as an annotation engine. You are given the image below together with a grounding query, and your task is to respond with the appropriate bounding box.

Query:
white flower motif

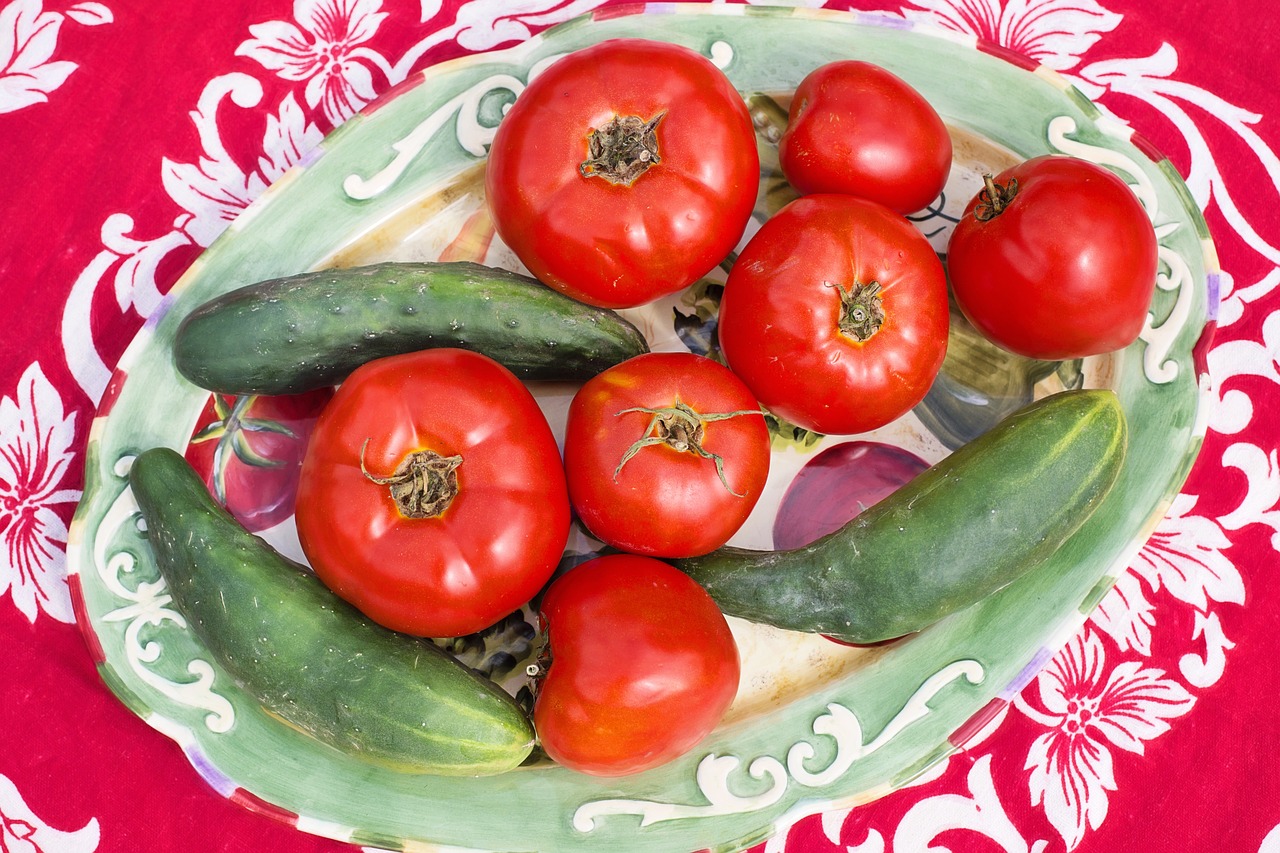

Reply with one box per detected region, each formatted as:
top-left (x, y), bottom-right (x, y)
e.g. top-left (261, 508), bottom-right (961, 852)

top-left (1130, 493), bottom-right (1243, 611)
top-left (894, 755), bottom-right (1049, 853)
top-left (161, 80), bottom-right (323, 247)
top-left (0, 362), bottom-right (82, 624)
top-left (1079, 45), bottom-right (1280, 275)
top-left (236, 0), bottom-right (388, 126)
top-left (1089, 571), bottom-right (1156, 655)
top-left (1015, 628), bottom-right (1195, 849)
top-left (448, 0), bottom-right (611, 51)
top-left (389, 0), bottom-right (612, 83)
top-left (0, 0), bottom-right (112, 114)
top-left (900, 0), bottom-right (1122, 72)
top-left (1092, 493), bottom-right (1243, 655)
top-left (0, 772), bottom-right (99, 853)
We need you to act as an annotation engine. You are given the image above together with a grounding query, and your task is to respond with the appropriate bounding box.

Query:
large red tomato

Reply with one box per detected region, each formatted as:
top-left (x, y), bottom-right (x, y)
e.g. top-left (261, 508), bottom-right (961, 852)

top-left (946, 154), bottom-right (1159, 359)
top-left (532, 554), bottom-right (740, 777)
top-left (563, 352), bottom-right (770, 558)
top-left (294, 349), bottom-right (570, 638)
top-left (485, 38), bottom-right (760, 309)
top-left (718, 194), bottom-right (950, 436)
top-left (778, 60), bottom-right (952, 215)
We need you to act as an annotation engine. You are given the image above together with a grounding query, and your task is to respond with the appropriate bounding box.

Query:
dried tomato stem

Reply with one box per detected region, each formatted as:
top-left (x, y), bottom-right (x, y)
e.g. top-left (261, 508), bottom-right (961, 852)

top-left (974, 174), bottom-right (1019, 221)
top-left (359, 438), bottom-right (462, 519)
top-left (827, 280), bottom-right (886, 342)
top-left (579, 112), bottom-right (665, 186)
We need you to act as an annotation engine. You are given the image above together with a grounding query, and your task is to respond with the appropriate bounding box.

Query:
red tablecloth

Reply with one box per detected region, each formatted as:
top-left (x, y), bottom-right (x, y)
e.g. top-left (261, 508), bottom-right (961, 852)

top-left (3, 1), bottom-right (1277, 851)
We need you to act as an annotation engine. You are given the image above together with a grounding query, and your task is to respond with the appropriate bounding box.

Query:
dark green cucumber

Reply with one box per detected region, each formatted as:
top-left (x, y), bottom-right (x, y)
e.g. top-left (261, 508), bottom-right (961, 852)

top-left (173, 260), bottom-right (650, 395)
top-left (129, 446), bottom-right (534, 775)
top-left (675, 389), bottom-right (1128, 644)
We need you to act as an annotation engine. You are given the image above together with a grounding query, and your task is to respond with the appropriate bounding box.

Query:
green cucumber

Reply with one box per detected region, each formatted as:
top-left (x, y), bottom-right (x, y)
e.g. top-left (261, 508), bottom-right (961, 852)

top-left (675, 389), bottom-right (1128, 644)
top-left (173, 260), bottom-right (650, 395)
top-left (129, 446), bottom-right (534, 776)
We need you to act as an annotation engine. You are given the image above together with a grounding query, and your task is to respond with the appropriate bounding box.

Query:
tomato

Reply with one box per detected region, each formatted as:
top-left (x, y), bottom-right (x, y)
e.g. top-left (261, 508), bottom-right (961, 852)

top-left (718, 194), bottom-right (950, 436)
top-left (532, 554), bottom-right (740, 776)
top-left (485, 38), bottom-right (760, 309)
top-left (778, 60), bottom-right (952, 215)
top-left (184, 388), bottom-right (333, 532)
top-left (563, 352), bottom-right (770, 558)
top-left (946, 154), bottom-right (1159, 359)
top-left (294, 349), bottom-right (570, 638)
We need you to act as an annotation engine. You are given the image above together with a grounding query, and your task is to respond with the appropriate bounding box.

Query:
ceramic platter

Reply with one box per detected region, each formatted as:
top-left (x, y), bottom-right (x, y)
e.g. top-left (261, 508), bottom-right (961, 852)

top-left (67, 5), bottom-right (1217, 852)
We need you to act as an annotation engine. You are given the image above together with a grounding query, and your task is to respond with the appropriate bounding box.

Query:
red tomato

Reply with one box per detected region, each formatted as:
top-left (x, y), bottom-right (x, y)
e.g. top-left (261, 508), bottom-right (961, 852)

top-left (718, 194), bottom-right (950, 436)
top-left (485, 38), bottom-right (760, 309)
top-left (563, 352), bottom-right (770, 558)
top-left (946, 154), bottom-right (1159, 359)
top-left (184, 388), bottom-right (333, 532)
top-left (294, 349), bottom-right (570, 638)
top-left (778, 60), bottom-right (952, 215)
top-left (533, 554), bottom-right (740, 777)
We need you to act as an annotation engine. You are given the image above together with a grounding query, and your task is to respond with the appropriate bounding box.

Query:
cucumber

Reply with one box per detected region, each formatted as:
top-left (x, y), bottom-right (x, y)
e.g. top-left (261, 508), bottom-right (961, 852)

top-left (128, 446), bottom-right (535, 776)
top-left (173, 261), bottom-right (650, 395)
top-left (675, 389), bottom-right (1128, 644)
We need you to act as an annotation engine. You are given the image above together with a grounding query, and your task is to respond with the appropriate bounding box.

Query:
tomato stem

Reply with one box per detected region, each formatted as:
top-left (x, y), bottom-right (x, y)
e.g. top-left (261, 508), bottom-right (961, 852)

top-left (359, 438), bottom-right (462, 519)
top-left (612, 399), bottom-right (762, 496)
top-left (579, 112), bottom-right (665, 186)
top-left (974, 174), bottom-right (1019, 221)
top-left (827, 280), bottom-right (886, 342)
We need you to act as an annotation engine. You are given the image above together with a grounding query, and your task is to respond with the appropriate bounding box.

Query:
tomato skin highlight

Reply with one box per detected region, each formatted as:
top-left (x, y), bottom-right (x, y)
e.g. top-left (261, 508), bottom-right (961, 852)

top-left (946, 154), bottom-right (1159, 360)
top-left (485, 38), bottom-right (760, 309)
top-left (294, 349), bottom-right (570, 639)
top-left (718, 194), bottom-right (949, 436)
top-left (778, 60), bottom-right (952, 215)
top-left (564, 352), bottom-right (770, 558)
top-left (533, 554), bottom-right (740, 777)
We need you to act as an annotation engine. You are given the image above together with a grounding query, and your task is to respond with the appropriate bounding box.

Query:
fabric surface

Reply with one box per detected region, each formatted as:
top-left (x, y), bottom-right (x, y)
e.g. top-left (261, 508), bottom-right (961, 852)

top-left (2, 0), bottom-right (1277, 851)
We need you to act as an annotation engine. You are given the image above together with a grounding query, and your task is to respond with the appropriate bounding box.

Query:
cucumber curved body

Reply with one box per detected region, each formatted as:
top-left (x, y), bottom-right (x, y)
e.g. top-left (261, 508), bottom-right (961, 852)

top-left (173, 261), bottom-right (650, 395)
top-left (129, 446), bottom-right (534, 775)
top-left (675, 389), bottom-right (1128, 644)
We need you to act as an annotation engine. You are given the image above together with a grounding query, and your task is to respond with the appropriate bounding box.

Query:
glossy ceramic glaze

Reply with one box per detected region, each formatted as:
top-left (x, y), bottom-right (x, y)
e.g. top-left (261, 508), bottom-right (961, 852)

top-left (66, 5), bottom-right (1216, 852)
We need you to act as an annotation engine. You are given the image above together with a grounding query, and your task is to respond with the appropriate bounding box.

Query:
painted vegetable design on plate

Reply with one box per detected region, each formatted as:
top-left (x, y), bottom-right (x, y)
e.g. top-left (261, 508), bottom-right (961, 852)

top-left (772, 441), bottom-right (931, 550)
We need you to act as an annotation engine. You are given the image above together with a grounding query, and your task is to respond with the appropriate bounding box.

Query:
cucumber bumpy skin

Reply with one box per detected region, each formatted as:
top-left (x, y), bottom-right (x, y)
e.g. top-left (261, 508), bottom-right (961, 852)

top-left (675, 389), bottom-right (1128, 644)
top-left (172, 261), bottom-right (651, 396)
top-left (129, 446), bottom-right (535, 776)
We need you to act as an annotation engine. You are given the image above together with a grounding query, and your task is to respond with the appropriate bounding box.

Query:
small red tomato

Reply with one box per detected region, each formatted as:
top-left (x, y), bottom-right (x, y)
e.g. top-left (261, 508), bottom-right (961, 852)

top-left (946, 154), bottom-right (1159, 359)
top-left (564, 352), bottom-right (770, 558)
top-left (533, 554), bottom-right (740, 777)
top-left (294, 349), bottom-right (570, 638)
top-left (718, 194), bottom-right (949, 436)
top-left (485, 38), bottom-right (760, 309)
top-left (778, 60), bottom-right (952, 215)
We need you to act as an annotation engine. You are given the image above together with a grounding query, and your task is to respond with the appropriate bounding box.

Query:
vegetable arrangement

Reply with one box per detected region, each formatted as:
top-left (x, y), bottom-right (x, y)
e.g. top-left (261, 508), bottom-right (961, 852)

top-left (139, 37), bottom-right (1152, 781)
